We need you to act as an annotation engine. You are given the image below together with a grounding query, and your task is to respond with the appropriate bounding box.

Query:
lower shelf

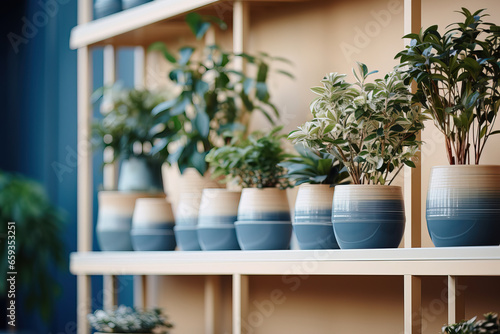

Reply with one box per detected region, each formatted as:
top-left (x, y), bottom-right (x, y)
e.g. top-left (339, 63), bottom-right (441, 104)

top-left (70, 246), bottom-right (500, 276)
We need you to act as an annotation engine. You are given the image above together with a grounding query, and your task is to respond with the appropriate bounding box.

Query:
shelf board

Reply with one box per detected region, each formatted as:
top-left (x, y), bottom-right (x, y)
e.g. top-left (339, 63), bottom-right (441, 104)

top-left (70, 0), bottom-right (307, 49)
top-left (70, 246), bottom-right (500, 276)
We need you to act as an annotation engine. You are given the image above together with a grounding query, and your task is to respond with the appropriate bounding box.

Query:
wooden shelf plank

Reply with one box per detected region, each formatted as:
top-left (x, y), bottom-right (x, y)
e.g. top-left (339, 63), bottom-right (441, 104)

top-left (70, 247), bottom-right (500, 276)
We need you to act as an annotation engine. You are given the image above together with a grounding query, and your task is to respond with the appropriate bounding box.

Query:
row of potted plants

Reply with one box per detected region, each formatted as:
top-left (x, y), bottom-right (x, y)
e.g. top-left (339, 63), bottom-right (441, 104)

top-left (93, 7), bottom-right (500, 251)
top-left (94, 0), bottom-right (153, 19)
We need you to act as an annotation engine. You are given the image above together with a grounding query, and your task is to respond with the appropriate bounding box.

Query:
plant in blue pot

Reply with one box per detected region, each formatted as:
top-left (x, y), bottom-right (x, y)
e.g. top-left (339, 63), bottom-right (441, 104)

top-left (206, 126), bottom-right (293, 250)
top-left (94, 0), bottom-right (122, 19)
top-left (289, 63), bottom-right (426, 249)
top-left (396, 8), bottom-right (500, 247)
top-left (279, 146), bottom-right (349, 250)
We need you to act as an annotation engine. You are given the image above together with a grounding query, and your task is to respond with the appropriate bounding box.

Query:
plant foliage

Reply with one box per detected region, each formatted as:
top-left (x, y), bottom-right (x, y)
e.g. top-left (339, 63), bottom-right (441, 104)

top-left (289, 63), bottom-right (426, 185)
top-left (396, 8), bottom-right (500, 165)
top-left (279, 145), bottom-right (350, 186)
top-left (443, 313), bottom-right (499, 334)
top-left (88, 306), bottom-right (173, 333)
top-left (0, 171), bottom-right (66, 321)
top-left (205, 127), bottom-right (292, 188)
top-left (149, 14), bottom-right (293, 175)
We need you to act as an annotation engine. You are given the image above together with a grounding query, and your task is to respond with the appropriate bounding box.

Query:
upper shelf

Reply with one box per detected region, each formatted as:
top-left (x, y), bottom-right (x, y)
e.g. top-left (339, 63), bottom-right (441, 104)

top-left (70, 0), bottom-right (306, 49)
top-left (70, 247), bottom-right (500, 276)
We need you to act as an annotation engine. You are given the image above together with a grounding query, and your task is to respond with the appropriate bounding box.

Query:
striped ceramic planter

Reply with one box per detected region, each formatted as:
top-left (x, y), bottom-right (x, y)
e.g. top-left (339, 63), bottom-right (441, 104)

top-left (235, 188), bottom-right (292, 250)
top-left (197, 189), bottom-right (241, 251)
top-left (94, 0), bottom-right (122, 19)
top-left (96, 191), bottom-right (164, 251)
top-left (131, 198), bottom-right (176, 251)
top-left (332, 185), bottom-right (405, 249)
top-left (293, 184), bottom-right (338, 249)
top-left (426, 165), bottom-right (500, 247)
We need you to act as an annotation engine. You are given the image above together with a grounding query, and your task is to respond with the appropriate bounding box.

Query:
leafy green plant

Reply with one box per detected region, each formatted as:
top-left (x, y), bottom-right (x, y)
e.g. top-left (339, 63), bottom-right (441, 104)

top-left (205, 127), bottom-right (292, 188)
top-left (443, 313), bottom-right (499, 334)
top-left (279, 145), bottom-right (350, 186)
top-left (289, 63), bottom-right (426, 185)
top-left (88, 306), bottom-right (173, 333)
top-left (396, 8), bottom-right (500, 165)
top-left (92, 86), bottom-right (180, 163)
top-left (149, 13), bottom-right (293, 175)
top-left (0, 171), bottom-right (66, 321)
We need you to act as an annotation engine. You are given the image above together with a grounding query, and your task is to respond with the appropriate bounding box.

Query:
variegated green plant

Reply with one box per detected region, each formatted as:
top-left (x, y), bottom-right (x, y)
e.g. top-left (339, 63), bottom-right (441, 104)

top-left (289, 63), bottom-right (427, 185)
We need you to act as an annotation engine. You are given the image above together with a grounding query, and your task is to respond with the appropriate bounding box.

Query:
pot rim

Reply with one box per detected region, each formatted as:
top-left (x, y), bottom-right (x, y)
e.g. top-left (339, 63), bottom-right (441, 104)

top-left (298, 183), bottom-right (334, 188)
top-left (241, 187), bottom-right (287, 192)
top-left (334, 184), bottom-right (401, 189)
top-left (431, 164), bottom-right (500, 169)
top-left (202, 188), bottom-right (241, 194)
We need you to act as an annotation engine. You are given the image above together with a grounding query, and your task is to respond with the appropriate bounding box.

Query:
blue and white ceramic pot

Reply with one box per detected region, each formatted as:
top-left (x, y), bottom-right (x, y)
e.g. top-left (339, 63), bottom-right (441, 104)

top-left (235, 188), bottom-right (292, 250)
top-left (96, 191), bottom-right (164, 251)
top-left (293, 184), bottom-right (338, 249)
top-left (197, 189), bottom-right (241, 250)
top-left (118, 157), bottom-right (163, 192)
top-left (426, 165), bottom-right (500, 247)
top-left (131, 198), bottom-right (176, 251)
top-left (94, 0), bottom-right (122, 19)
top-left (332, 185), bottom-right (405, 249)
top-left (122, 0), bottom-right (152, 9)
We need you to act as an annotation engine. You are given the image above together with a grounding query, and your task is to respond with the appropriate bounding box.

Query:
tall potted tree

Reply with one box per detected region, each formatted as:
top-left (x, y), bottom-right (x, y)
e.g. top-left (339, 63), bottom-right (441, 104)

top-left (397, 8), bottom-right (500, 247)
top-left (289, 63), bottom-right (426, 249)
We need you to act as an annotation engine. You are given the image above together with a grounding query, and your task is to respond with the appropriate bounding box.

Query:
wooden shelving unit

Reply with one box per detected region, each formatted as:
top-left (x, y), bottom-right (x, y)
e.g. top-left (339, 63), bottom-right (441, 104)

top-left (70, 1), bottom-right (500, 333)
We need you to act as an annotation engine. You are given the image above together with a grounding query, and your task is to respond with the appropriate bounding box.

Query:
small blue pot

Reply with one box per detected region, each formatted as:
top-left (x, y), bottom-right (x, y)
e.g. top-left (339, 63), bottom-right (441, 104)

top-left (235, 221), bottom-right (292, 250)
top-left (174, 225), bottom-right (201, 251)
top-left (131, 229), bottom-right (176, 251)
top-left (122, 0), bottom-right (152, 9)
top-left (197, 225), bottom-right (240, 251)
top-left (332, 185), bottom-right (405, 249)
top-left (94, 0), bottom-right (122, 19)
top-left (293, 223), bottom-right (339, 250)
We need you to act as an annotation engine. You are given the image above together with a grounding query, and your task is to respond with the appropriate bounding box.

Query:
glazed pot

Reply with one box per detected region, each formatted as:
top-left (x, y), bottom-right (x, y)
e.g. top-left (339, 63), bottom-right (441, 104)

top-left (118, 157), bottom-right (163, 192)
top-left (426, 165), bottom-right (500, 247)
top-left (332, 185), bottom-right (405, 249)
top-left (96, 191), bottom-right (164, 251)
top-left (293, 184), bottom-right (338, 249)
top-left (131, 198), bottom-right (176, 251)
top-left (122, 0), bottom-right (152, 9)
top-left (235, 188), bottom-right (292, 250)
top-left (94, 0), bottom-right (122, 19)
top-left (197, 189), bottom-right (241, 250)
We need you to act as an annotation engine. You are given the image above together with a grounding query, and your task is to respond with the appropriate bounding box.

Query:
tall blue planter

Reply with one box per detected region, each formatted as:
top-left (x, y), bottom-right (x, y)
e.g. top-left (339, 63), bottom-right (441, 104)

top-left (94, 0), bottom-right (122, 19)
top-left (426, 165), bottom-right (500, 247)
top-left (122, 0), bottom-right (153, 10)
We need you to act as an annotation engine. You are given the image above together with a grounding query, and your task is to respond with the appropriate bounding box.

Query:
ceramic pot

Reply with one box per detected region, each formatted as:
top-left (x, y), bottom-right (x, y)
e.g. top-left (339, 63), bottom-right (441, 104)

top-left (122, 0), bottom-right (152, 9)
top-left (174, 225), bottom-right (201, 251)
top-left (96, 191), bottom-right (164, 251)
top-left (293, 184), bottom-right (338, 249)
top-left (235, 188), bottom-right (292, 250)
top-left (332, 185), bottom-right (405, 249)
top-left (426, 165), bottom-right (500, 247)
top-left (118, 157), bottom-right (163, 192)
top-left (131, 198), bottom-right (176, 251)
top-left (94, 0), bottom-right (122, 19)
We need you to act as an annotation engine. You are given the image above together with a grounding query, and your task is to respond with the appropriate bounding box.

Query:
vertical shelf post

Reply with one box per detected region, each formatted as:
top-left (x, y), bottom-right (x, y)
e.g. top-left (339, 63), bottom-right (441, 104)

top-left (205, 276), bottom-right (222, 334)
top-left (404, 275), bottom-right (422, 334)
top-left (103, 275), bottom-right (118, 310)
top-left (77, 1), bottom-right (93, 334)
top-left (233, 274), bottom-right (249, 334)
top-left (447, 276), bottom-right (465, 324)
top-left (403, 0), bottom-right (422, 249)
top-left (233, 0), bottom-right (249, 73)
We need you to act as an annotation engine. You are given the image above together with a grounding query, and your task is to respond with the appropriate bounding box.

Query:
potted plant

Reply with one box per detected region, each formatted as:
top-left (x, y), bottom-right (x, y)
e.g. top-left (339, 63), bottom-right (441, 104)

top-left (279, 145), bottom-right (349, 249)
top-left (442, 313), bottom-right (499, 334)
top-left (92, 87), bottom-right (171, 251)
top-left (396, 8), bottom-right (500, 247)
top-left (289, 63), bottom-right (426, 249)
top-left (88, 305), bottom-right (173, 333)
top-left (206, 127), bottom-right (293, 250)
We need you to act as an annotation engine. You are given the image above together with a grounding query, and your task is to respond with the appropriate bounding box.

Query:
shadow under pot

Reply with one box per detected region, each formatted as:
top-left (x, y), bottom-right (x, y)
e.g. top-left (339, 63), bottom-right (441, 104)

top-left (235, 188), bottom-right (292, 250)
top-left (131, 198), bottom-right (176, 251)
top-left (332, 185), bottom-right (405, 249)
top-left (426, 165), bottom-right (500, 247)
top-left (293, 184), bottom-right (339, 250)
top-left (96, 191), bottom-right (164, 251)
top-left (94, 0), bottom-right (122, 19)
top-left (197, 189), bottom-right (241, 251)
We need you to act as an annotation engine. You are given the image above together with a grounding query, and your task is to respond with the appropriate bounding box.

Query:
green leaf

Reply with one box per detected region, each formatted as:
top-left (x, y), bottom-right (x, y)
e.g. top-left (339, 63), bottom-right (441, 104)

top-left (364, 133), bottom-right (377, 142)
top-left (194, 111), bottom-right (210, 138)
top-left (257, 62), bottom-right (269, 82)
top-left (186, 12), bottom-right (211, 40)
top-left (179, 47), bottom-right (195, 65)
top-left (148, 42), bottom-right (177, 63)
top-left (404, 160), bottom-right (416, 168)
